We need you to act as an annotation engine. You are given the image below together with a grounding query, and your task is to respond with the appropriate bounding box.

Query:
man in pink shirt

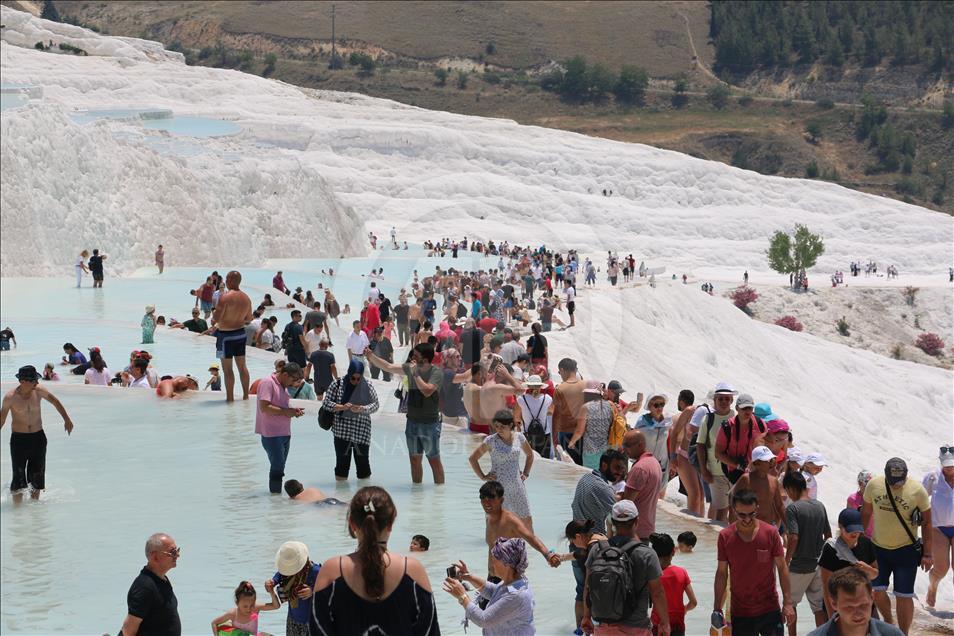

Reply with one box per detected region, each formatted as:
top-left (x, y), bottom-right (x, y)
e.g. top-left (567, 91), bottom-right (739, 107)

top-left (622, 429), bottom-right (663, 541)
top-left (256, 362), bottom-right (305, 493)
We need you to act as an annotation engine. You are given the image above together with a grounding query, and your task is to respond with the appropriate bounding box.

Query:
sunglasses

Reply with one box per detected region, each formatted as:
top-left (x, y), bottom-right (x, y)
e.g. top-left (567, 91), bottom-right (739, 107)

top-left (941, 446), bottom-right (954, 455)
top-left (163, 547), bottom-right (181, 558)
top-left (734, 510), bottom-right (758, 519)
top-left (650, 402), bottom-right (665, 408)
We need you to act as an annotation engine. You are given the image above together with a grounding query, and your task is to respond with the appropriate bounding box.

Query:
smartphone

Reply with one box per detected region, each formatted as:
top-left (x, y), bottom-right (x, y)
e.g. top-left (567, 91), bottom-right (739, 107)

top-left (446, 565), bottom-right (458, 579)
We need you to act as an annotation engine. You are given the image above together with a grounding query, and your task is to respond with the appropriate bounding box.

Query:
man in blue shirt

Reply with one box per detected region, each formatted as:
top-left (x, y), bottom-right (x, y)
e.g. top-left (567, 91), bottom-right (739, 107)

top-left (808, 567), bottom-right (903, 635)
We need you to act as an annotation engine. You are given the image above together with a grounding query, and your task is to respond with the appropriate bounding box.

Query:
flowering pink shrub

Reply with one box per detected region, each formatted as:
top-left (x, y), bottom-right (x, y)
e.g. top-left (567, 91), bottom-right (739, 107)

top-left (774, 315), bottom-right (804, 332)
top-left (730, 286), bottom-right (759, 312)
top-left (915, 332), bottom-right (945, 356)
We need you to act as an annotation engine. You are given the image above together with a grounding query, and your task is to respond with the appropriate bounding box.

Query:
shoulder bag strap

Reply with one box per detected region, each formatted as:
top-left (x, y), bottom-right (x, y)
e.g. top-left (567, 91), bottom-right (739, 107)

top-left (884, 483), bottom-right (919, 547)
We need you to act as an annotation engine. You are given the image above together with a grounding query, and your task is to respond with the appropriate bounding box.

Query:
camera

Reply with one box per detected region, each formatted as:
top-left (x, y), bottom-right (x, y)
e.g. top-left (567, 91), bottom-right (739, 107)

top-left (446, 565), bottom-right (459, 579)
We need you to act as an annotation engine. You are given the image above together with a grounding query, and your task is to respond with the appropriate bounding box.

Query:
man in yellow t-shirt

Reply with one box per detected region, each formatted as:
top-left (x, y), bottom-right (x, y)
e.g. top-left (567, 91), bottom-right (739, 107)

top-left (862, 457), bottom-right (933, 635)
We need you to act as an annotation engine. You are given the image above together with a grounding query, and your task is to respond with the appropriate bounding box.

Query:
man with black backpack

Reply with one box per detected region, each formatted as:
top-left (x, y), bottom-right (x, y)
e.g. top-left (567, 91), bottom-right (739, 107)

top-left (582, 500), bottom-right (670, 635)
top-left (695, 382), bottom-right (738, 522)
top-left (514, 375), bottom-right (553, 458)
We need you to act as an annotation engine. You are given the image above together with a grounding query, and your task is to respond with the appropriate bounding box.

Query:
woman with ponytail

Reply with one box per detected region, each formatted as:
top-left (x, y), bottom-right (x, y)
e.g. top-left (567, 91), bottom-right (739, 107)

top-left (311, 486), bottom-right (440, 635)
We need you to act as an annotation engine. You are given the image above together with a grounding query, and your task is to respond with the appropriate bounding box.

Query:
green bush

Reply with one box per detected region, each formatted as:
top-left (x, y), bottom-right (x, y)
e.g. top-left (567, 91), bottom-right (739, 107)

top-left (262, 52), bottom-right (277, 77)
top-left (671, 76), bottom-right (689, 108)
top-left (707, 84), bottom-right (731, 110)
top-left (456, 70), bottom-right (468, 89)
top-left (58, 42), bottom-right (88, 56)
top-left (482, 71), bottom-right (501, 85)
top-left (614, 65), bottom-right (648, 106)
top-left (805, 119), bottom-right (822, 142)
top-left (434, 68), bottom-right (448, 86)
top-left (815, 97), bottom-right (835, 109)
top-left (738, 95), bottom-right (754, 107)
top-left (805, 160), bottom-right (820, 178)
top-left (895, 177), bottom-right (921, 196)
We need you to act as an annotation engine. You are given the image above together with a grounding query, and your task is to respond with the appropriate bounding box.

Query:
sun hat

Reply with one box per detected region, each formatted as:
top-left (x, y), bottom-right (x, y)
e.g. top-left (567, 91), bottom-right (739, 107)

top-left (275, 541), bottom-right (309, 576)
top-left (583, 379), bottom-right (605, 395)
top-left (754, 403), bottom-right (777, 421)
top-left (751, 446), bottom-right (776, 463)
top-left (838, 508), bottom-right (866, 533)
top-left (805, 452), bottom-right (828, 467)
top-left (607, 380), bottom-right (625, 393)
top-left (145, 305), bottom-right (156, 314)
top-left (208, 363), bottom-right (220, 371)
top-left (736, 393), bottom-right (755, 409)
top-left (713, 382), bottom-right (738, 396)
top-left (611, 500), bottom-right (639, 522)
top-left (766, 418), bottom-right (790, 434)
top-left (885, 457), bottom-right (908, 485)
top-left (523, 374), bottom-right (545, 388)
top-left (15, 365), bottom-right (39, 382)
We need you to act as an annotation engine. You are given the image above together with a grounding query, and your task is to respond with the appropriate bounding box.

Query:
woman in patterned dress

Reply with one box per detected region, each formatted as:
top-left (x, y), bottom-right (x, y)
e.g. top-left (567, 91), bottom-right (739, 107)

top-left (468, 408), bottom-right (536, 531)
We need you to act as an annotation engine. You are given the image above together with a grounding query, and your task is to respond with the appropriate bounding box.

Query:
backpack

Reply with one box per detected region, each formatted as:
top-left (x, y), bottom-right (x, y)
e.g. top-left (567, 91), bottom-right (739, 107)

top-left (687, 406), bottom-right (714, 470)
top-left (608, 403), bottom-right (627, 449)
top-left (719, 416), bottom-right (766, 484)
top-left (587, 539), bottom-right (643, 623)
top-left (521, 395), bottom-right (547, 445)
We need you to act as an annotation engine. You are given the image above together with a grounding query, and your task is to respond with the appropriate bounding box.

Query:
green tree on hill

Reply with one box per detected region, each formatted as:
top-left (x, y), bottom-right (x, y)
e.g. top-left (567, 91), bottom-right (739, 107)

top-left (41, 0), bottom-right (60, 22)
top-left (671, 76), bottom-right (689, 108)
top-left (767, 224), bottom-right (825, 286)
top-left (707, 84), bottom-right (730, 110)
top-left (614, 66), bottom-right (648, 105)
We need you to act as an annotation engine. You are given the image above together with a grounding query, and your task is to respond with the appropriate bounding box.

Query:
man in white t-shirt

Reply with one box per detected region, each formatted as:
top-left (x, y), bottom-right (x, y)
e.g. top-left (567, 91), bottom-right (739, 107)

top-left (345, 320), bottom-right (370, 375)
top-left (303, 322), bottom-right (330, 356)
top-left (563, 280), bottom-right (576, 328)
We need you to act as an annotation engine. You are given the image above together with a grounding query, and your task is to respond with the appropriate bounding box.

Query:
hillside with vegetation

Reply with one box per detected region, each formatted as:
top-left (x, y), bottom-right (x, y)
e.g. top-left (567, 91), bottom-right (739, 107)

top-left (26, 0), bottom-right (954, 213)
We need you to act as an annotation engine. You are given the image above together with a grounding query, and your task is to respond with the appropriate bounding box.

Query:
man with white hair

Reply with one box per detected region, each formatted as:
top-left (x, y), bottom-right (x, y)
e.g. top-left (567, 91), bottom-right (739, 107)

top-left (695, 382), bottom-right (737, 522)
top-left (121, 533), bottom-right (181, 636)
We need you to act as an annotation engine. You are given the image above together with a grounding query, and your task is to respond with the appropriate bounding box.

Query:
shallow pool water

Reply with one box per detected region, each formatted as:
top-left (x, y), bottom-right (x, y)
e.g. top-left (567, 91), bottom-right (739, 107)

top-left (0, 93), bottom-right (28, 111)
top-left (0, 261), bottom-right (815, 634)
top-left (143, 116), bottom-right (241, 138)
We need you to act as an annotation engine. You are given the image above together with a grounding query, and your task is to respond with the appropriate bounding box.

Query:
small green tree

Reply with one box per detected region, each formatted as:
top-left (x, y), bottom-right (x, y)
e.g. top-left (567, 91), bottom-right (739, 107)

top-left (671, 76), bottom-right (689, 108)
top-left (456, 70), bottom-right (468, 89)
top-left (560, 55), bottom-right (588, 101)
top-left (434, 68), bottom-right (448, 86)
top-left (41, 0), bottom-right (60, 22)
top-left (766, 224), bottom-right (826, 286)
top-left (262, 52), bottom-right (277, 77)
top-left (586, 63), bottom-right (615, 102)
top-left (707, 84), bottom-right (730, 110)
top-left (614, 65), bottom-right (648, 105)
top-left (805, 120), bottom-right (822, 142)
top-left (805, 160), bottom-right (819, 178)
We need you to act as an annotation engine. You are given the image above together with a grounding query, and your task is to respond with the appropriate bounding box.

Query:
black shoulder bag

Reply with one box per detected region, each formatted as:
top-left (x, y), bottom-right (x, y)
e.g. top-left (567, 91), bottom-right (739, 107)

top-left (884, 483), bottom-right (924, 559)
top-left (318, 379), bottom-right (339, 431)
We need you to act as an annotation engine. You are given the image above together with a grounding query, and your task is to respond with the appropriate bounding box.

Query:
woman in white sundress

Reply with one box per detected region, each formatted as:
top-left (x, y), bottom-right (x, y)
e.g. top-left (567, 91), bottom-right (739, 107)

top-left (468, 408), bottom-right (536, 531)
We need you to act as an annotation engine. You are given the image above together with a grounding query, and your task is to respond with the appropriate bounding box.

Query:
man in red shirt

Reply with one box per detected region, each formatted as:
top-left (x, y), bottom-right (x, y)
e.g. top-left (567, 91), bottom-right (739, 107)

top-left (622, 429), bottom-right (663, 541)
top-left (714, 489), bottom-right (795, 636)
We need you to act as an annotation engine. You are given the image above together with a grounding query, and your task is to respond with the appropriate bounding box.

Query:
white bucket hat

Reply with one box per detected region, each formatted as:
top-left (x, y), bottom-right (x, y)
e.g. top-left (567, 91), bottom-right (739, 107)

top-left (275, 541), bottom-right (309, 576)
top-left (523, 374), bottom-right (545, 388)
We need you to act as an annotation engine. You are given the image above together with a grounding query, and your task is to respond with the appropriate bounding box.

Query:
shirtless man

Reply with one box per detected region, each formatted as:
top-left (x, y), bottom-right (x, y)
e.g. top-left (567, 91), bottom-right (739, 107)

top-left (282, 479), bottom-right (345, 505)
top-left (211, 271), bottom-right (254, 402)
top-left (155, 375), bottom-right (199, 399)
top-left (733, 446), bottom-right (786, 529)
top-left (478, 481), bottom-right (560, 575)
top-left (462, 355), bottom-right (523, 432)
top-left (0, 365), bottom-right (75, 501)
top-left (670, 389), bottom-right (705, 517)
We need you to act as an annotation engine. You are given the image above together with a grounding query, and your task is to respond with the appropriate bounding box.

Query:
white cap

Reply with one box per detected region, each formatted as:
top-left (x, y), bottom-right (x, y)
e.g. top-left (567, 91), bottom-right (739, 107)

top-left (787, 447), bottom-right (805, 465)
top-left (804, 453), bottom-right (828, 467)
top-left (611, 500), bottom-right (639, 522)
top-left (941, 445), bottom-right (954, 468)
top-left (750, 446), bottom-right (776, 463)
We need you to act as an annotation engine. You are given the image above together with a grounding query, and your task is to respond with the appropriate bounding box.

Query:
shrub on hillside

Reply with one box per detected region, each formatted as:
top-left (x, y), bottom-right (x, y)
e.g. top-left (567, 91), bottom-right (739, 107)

top-left (805, 160), bottom-right (820, 178)
top-left (707, 84), bottom-right (730, 110)
top-left (738, 95), bottom-right (753, 107)
top-left (730, 286), bottom-right (759, 313)
top-left (815, 98), bottom-right (835, 109)
top-left (836, 316), bottom-right (850, 336)
top-left (775, 315), bottom-right (803, 332)
top-left (915, 332), bottom-right (945, 356)
top-left (434, 68), bottom-right (448, 86)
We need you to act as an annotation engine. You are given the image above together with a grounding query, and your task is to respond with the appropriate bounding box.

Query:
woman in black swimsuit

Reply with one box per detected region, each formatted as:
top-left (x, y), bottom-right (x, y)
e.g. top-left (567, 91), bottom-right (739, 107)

top-left (310, 487), bottom-right (440, 635)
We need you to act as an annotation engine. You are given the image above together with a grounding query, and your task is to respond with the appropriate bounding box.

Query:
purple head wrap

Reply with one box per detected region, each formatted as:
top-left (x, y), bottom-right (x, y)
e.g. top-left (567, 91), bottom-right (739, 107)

top-left (490, 537), bottom-right (528, 576)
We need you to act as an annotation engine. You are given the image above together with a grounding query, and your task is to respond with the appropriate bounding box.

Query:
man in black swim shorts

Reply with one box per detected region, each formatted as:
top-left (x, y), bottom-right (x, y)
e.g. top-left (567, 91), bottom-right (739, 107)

top-left (0, 365), bottom-right (75, 502)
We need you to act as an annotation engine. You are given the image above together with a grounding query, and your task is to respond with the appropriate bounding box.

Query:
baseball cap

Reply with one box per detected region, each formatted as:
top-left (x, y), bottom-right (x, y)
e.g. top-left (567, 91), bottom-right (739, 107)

top-left (766, 418), bottom-right (790, 434)
top-left (941, 445), bottom-right (954, 468)
top-left (736, 393), bottom-right (755, 409)
top-left (15, 365), bottom-right (39, 382)
top-left (787, 447), bottom-right (805, 465)
top-left (583, 380), bottom-right (605, 395)
top-left (750, 446), bottom-right (776, 463)
top-left (804, 453), bottom-right (828, 467)
top-left (838, 508), bottom-right (865, 533)
top-left (611, 500), bottom-right (639, 522)
top-left (713, 382), bottom-right (738, 396)
top-left (857, 470), bottom-right (873, 487)
top-left (754, 403), bottom-right (777, 421)
top-left (885, 458), bottom-right (908, 485)
top-left (607, 380), bottom-right (625, 393)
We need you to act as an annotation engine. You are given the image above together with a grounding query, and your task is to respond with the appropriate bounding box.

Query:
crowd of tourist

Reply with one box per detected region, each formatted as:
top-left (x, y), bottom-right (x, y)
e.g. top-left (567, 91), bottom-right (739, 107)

top-left (3, 237), bottom-right (951, 636)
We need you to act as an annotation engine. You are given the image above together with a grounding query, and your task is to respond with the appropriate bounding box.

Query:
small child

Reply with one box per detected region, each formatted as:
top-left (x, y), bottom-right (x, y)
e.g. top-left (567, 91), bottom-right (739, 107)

top-left (206, 364), bottom-right (221, 391)
top-left (409, 534), bottom-right (430, 552)
top-left (846, 470), bottom-right (874, 537)
top-left (676, 531), bottom-right (696, 554)
top-left (211, 580), bottom-right (280, 636)
top-left (343, 303), bottom-right (351, 315)
top-left (802, 452), bottom-right (827, 500)
top-left (42, 363), bottom-right (60, 381)
top-left (649, 533), bottom-right (696, 636)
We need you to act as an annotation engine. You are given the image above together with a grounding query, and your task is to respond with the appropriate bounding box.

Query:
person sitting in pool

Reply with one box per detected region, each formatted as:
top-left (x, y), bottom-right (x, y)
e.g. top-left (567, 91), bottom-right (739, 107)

top-left (262, 294), bottom-right (275, 307)
top-left (42, 363), bottom-right (60, 382)
top-left (156, 375), bottom-right (199, 398)
top-left (283, 479), bottom-right (345, 505)
top-left (410, 535), bottom-right (430, 552)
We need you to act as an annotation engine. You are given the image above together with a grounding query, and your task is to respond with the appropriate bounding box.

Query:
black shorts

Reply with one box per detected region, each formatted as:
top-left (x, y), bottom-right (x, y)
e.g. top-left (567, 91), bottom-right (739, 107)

top-left (216, 328), bottom-right (247, 359)
top-left (731, 610), bottom-right (783, 636)
top-left (10, 430), bottom-right (47, 491)
top-left (92, 272), bottom-right (104, 281)
top-left (567, 301), bottom-right (575, 315)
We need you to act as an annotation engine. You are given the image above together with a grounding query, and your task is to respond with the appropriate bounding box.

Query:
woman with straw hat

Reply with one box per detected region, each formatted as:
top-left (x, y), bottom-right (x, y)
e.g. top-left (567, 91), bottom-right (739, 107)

top-left (268, 541), bottom-right (319, 636)
top-left (141, 306), bottom-right (157, 344)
